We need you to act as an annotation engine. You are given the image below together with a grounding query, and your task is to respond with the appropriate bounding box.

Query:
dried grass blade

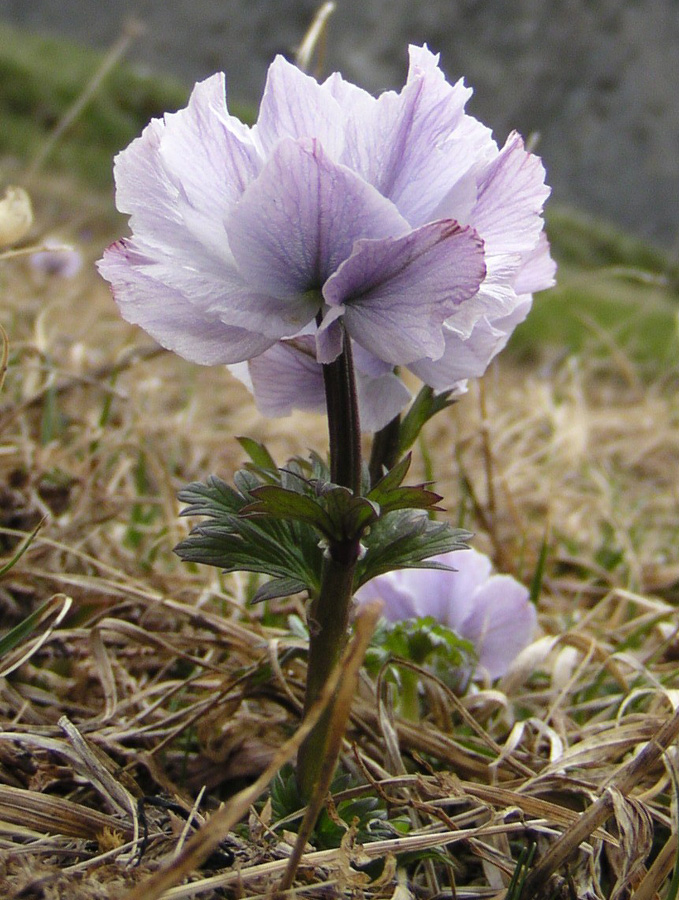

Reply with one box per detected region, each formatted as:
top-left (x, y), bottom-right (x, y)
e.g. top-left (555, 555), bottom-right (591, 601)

top-left (630, 833), bottom-right (677, 900)
top-left (121, 604), bottom-right (379, 900)
top-left (0, 784), bottom-right (133, 840)
top-left (520, 705), bottom-right (679, 899)
top-left (0, 322), bottom-right (8, 395)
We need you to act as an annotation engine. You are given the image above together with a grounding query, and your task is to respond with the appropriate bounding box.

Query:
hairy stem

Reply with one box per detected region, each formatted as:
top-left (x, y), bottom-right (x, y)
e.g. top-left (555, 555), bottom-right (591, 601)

top-left (296, 325), bottom-right (362, 800)
top-left (322, 331), bottom-right (362, 495)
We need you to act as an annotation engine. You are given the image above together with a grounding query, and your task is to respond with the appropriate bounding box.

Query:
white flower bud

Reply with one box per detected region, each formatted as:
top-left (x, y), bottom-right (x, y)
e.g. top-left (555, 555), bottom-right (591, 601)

top-left (0, 187), bottom-right (33, 248)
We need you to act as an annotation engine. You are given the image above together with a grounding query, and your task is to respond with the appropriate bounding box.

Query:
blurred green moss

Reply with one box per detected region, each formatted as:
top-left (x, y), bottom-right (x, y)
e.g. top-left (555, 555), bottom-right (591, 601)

top-left (510, 260), bottom-right (679, 367)
top-left (0, 22), bottom-right (252, 188)
top-left (511, 204), bottom-right (679, 367)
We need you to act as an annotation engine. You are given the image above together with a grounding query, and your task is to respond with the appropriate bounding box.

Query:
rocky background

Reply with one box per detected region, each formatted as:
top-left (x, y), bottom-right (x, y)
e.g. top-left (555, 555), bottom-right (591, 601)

top-left (1, 0), bottom-right (677, 248)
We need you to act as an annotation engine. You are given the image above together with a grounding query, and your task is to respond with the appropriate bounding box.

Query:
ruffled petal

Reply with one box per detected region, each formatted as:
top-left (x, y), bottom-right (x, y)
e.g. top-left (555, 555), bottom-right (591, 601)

top-left (255, 55), bottom-right (345, 159)
top-left (113, 118), bottom-right (207, 262)
top-left (98, 241), bottom-right (275, 364)
top-left (114, 75), bottom-right (258, 267)
top-left (107, 75), bottom-right (277, 340)
top-left (324, 220), bottom-right (486, 365)
top-left (157, 74), bottom-right (262, 259)
top-left (471, 132), bottom-right (551, 256)
top-left (227, 137), bottom-right (410, 305)
top-left (339, 45), bottom-right (497, 226)
top-left (437, 253), bottom-right (525, 342)
top-left (515, 232), bottom-right (557, 295)
top-left (409, 296), bottom-right (532, 389)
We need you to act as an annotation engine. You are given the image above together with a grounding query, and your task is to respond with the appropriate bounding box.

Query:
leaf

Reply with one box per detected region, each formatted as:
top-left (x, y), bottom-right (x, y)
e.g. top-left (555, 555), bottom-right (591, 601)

top-left (357, 509), bottom-right (472, 585)
top-left (236, 436), bottom-right (278, 473)
top-left (368, 453), bottom-right (411, 497)
top-left (397, 385), bottom-right (460, 455)
top-left (368, 616), bottom-right (475, 671)
top-left (251, 576), bottom-right (308, 604)
top-left (0, 594), bottom-right (72, 675)
top-left (245, 484), bottom-right (336, 537)
top-left (0, 517), bottom-right (45, 577)
top-left (177, 475), bottom-right (246, 519)
top-left (176, 470), bottom-right (324, 598)
top-left (367, 454), bottom-right (444, 514)
top-left (321, 486), bottom-right (379, 539)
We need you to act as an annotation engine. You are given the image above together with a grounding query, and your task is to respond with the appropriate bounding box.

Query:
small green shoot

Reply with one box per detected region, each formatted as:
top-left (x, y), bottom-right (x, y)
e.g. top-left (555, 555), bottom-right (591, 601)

top-left (0, 593), bottom-right (72, 675)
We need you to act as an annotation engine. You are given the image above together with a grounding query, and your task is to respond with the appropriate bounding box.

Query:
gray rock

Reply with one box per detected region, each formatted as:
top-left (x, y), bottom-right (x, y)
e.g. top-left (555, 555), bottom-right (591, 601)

top-left (1, 0), bottom-right (677, 246)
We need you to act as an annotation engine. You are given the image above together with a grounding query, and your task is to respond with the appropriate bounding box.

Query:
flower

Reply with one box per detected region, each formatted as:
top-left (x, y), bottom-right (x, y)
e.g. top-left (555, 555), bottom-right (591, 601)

top-left (354, 548), bottom-right (537, 679)
top-left (98, 46), bottom-right (552, 392)
top-left (30, 238), bottom-right (83, 278)
top-left (228, 52), bottom-right (555, 430)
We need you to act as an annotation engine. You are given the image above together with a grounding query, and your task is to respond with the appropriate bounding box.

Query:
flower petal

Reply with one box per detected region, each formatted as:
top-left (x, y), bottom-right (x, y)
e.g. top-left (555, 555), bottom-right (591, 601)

top-left (458, 575), bottom-right (536, 679)
top-left (356, 369), bottom-right (412, 432)
top-left (428, 252), bottom-right (525, 345)
top-left (471, 131), bottom-right (551, 256)
top-left (354, 571), bottom-right (421, 622)
top-left (114, 75), bottom-right (258, 267)
top-left (436, 549), bottom-right (493, 626)
top-left (352, 342), bottom-right (394, 378)
top-left (255, 55), bottom-right (345, 159)
top-left (339, 45), bottom-right (496, 226)
top-left (324, 220), bottom-right (486, 365)
top-left (157, 74), bottom-right (262, 259)
top-left (227, 137), bottom-right (410, 302)
top-left (409, 297), bottom-right (532, 389)
top-left (515, 232), bottom-right (557, 295)
top-left (235, 337), bottom-right (326, 418)
top-left (233, 335), bottom-right (410, 432)
top-left (98, 241), bottom-right (275, 364)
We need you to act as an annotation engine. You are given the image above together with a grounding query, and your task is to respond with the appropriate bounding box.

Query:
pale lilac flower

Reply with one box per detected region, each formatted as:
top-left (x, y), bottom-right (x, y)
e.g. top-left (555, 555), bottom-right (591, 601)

top-left (354, 548), bottom-right (537, 679)
top-left (98, 45), bottom-right (503, 369)
top-left (30, 239), bottom-right (83, 278)
top-left (224, 50), bottom-right (555, 429)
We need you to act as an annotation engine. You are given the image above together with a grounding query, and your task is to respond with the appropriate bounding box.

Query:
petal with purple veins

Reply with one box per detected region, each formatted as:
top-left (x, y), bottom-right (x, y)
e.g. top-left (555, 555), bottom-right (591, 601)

top-left (409, 296), bottom-right (532, 390)
top-left (255, 55), bottom-right (345, 159)
top-left (324, 220), bottom-right (486, 365)
top-left (236, 337), bottom-right (327, 418)
top-left (471, 132), bottom-right (551, 256)
top-left (98, 241), bottom-right (275, 364)
top-left (158, 74), bottom-right (262, 259)
top-left (227, 138), bottom-right (410, 309)
top-left (339, 45), bottom-right (496, 226)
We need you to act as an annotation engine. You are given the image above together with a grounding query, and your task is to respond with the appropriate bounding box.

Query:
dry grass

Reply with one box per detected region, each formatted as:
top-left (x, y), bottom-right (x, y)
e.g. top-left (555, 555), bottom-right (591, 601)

top-left (1, 171), bottom-right (679, 900)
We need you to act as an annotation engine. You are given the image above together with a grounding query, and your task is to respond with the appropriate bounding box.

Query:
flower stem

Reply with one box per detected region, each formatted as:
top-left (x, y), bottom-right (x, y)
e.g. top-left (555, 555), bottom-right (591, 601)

top-left (296, 326), bottom-right (362, 800)
top-left (322, 330), bottom-right (362, 495)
